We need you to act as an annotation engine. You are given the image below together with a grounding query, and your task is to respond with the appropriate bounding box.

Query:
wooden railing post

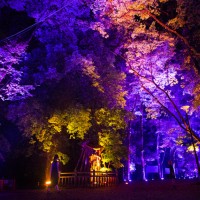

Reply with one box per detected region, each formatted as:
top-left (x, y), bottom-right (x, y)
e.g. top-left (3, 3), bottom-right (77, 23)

top-left (74, 170), bottom-right (77, 186)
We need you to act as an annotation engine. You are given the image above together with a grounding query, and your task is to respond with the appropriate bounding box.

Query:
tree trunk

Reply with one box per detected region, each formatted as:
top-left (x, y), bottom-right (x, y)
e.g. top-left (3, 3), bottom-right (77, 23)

top-left (156, 131), bottom-right (162, 179)
top-left (140, 109), bottom-right (146, 181)
top-left (186, 113), bottom-right (200, 179)
top-left (190, 131), bottom-right (200, 179)
top-left (127, 121), bottom-right (131, 181)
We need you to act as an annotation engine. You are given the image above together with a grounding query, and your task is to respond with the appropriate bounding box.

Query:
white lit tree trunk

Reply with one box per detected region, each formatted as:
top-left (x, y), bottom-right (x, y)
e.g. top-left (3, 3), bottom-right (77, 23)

top-left (140, 107), bottom-right (146, 181)
top-left (156, 131), bottom-right (162, 179)
top-left (127, 121), bottom-right (131, 181)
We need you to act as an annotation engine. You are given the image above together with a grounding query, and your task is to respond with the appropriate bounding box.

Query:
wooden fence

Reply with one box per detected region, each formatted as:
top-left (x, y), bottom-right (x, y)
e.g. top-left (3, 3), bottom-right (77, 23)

top-left (59, 171), bottom-right (118, 188)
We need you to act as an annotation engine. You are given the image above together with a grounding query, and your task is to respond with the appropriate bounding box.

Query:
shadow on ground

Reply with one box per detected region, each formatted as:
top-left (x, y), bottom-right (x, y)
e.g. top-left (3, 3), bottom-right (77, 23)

top-left (0, 179), bottom-right (200, 200)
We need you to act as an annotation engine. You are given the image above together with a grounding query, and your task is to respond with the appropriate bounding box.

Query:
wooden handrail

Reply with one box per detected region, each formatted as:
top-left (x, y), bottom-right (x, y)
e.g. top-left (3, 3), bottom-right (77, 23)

top-left (59, 171), bottom-right (118, 188)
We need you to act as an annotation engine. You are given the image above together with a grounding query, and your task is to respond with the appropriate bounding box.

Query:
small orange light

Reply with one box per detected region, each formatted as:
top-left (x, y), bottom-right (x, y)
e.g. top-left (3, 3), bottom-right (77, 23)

top-left (45, 181), bottom-right (51, 186)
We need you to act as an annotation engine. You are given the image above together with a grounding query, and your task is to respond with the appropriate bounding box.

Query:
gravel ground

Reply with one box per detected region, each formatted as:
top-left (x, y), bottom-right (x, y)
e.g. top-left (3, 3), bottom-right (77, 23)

top-left (0, 179), bottom-right (200, 200)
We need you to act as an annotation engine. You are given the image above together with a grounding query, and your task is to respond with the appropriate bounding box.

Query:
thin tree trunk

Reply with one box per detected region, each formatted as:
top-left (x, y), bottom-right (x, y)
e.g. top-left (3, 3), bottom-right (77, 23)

top-left (186, 113), bottom-right (200, 179)
top-left (127, 121), bottom-right (131, 181)
top-left (161, 148), bottom-right (167, 179)
top-left (140, 108), bottom-right (146, 181)
top-left (156, 131), bottom-right (161, 179)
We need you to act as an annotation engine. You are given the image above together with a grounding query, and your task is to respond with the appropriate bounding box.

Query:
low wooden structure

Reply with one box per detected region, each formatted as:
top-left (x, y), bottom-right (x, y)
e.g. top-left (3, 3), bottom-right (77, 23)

top-left (59, 171), bottom-right (118, 188)
top-left (60, 141), bottom-right (118, 188)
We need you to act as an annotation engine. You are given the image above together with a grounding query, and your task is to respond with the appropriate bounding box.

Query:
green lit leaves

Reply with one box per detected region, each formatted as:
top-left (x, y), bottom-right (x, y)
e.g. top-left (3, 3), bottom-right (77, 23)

top-left (57, 152), bottom-right (69, 165)
top-left (99, 130), bottom-right (127, 169)
top-left (48, 106), bottom-right (91, 139)
top-left (95, 108), bottom-right (127, 130)
top-left (94, 108), bottom-right (131, 169)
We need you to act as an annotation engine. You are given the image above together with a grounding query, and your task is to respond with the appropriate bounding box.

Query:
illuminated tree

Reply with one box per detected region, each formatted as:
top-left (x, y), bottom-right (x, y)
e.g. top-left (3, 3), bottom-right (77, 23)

top-left (95, 108), bottom-right (132, 169)
top-left (0, 40), bottom-right (34, 101)
top-left (1, 0), bottom-right (200, 182)
top-left (88, 0), bottom-right (200, 136)
top-left (87, 0), bottom-right (200, 179)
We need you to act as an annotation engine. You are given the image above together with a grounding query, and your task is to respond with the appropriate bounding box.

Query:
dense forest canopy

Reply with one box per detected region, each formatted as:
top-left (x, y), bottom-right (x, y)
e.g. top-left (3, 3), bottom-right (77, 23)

top-left (0, 0), bottom-right (200, 184)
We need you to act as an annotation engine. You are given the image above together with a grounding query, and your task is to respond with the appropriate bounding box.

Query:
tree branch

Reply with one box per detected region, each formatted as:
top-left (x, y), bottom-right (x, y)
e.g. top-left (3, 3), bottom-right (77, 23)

top-left (112, 50), bottom-right (200, 142)
top-left (143, 9), bottom-right (200, 57)
top-left (109, 7), bottom-right (200, 57)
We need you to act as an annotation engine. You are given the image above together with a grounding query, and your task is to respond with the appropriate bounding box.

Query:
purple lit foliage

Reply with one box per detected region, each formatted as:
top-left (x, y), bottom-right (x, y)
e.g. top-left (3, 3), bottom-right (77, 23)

top-left (0, 41), bottom-right (34, 101)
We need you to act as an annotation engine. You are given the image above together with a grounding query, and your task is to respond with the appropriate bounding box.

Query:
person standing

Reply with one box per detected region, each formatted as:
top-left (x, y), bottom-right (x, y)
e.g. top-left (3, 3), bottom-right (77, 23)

top-left (50, 154), bottom-right (60, 191)
top-left (168, 160), bottom-right (175, 179)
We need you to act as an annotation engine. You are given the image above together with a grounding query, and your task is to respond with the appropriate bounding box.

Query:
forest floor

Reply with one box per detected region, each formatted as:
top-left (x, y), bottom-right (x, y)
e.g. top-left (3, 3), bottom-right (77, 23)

top-left (0, 179), bottom-right (200, 200)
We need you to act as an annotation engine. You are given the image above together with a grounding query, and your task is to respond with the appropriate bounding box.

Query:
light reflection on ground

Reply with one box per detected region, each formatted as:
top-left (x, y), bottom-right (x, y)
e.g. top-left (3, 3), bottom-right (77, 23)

top-left (0, 179), bottom-right (200, 200)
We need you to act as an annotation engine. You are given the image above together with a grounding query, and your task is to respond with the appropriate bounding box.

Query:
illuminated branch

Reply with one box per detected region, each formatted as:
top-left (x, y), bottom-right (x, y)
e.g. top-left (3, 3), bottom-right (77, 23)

top-left (140, 84), bottom-right (185, 130)
top-left (150, 79), bottom-right (200, 140)
top-left (143, 9), bottom-right (200, 57)
top-left (141, 78), bottom-right (200, 142)
top-left (112, 50), bottom-right (200, 142)
top-left (139, 70), bottom-right (200, 142)
top-left (109, 7), bottom-right (200, 57)
top-left (150, 79), bottom-right (186, 125)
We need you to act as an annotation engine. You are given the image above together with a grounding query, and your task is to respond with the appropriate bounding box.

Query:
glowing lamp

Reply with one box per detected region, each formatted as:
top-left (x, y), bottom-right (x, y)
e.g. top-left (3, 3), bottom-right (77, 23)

top-left (45, 181), bottom-right (51, 186)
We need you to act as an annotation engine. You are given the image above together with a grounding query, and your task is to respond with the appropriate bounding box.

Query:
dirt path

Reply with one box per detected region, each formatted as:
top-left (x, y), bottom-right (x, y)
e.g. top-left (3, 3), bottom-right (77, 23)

top-left (0, 180), bottom-right (200, 200)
